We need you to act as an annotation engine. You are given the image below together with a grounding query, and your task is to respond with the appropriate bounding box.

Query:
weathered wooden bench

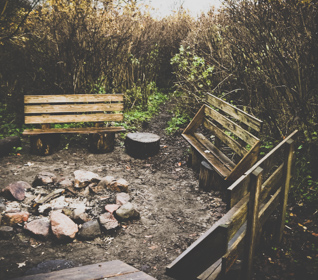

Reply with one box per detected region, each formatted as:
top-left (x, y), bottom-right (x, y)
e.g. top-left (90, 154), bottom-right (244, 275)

top-left (12, 260), bottom-right (156, 280)
top-left (166, 130), bottom-right (298, 280)
top-left (22, 94), bottom-right (126, 155)
top-left (182, 93), bottom-right (263, 189)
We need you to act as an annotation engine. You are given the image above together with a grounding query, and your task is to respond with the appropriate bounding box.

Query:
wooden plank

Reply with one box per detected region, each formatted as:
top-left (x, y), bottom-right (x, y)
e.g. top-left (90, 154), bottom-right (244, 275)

top-left (194, 132), bottom-right (236, 170)
top-left (225, 141), bottom-right (261, 182)
top-left (205, 105), bottom-right (259, 146)
top-left (197, 259), bottom-right (222, 280)
top-left (25, 113), bottom-right (124, 124)
top-left (22, 126), bottom-right (126, 135)
top-left (203, 118), bottom-right (248, 157)
top-left (166, 224), bottom-right (228, 280)
top-left (183, 105), bottom-right (206, 134)
top-left (25, 103), bottom-right (124, 114)
top-left (206, 93), bottom-right (263, 132)
top-left (226, 130), bottom-right (297, 209)
top-left (259, 187), bottom-right (281, 226)
top-left (182, 133), bottom-right (231, 178)
top-left (222, 224), bottom-right (246, 276)
top-left (11, 260), bottom-right (156, 280)
top-left (277, 139), bottom-right (295, 243)
top-left (241, 167), bottom-right (263, 280)
top-left (24, 94), bottom-right (124, 104)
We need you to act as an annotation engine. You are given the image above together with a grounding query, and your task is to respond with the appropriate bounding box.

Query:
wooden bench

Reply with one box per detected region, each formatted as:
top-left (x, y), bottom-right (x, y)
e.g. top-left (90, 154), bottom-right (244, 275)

top-left (12, 260), bottom-right (156, 280)
top-left (166, 130), bottom-right (298, 280)
top-left (22, 94), bottom-right (126, 155)
top-left (182, 93), bottom-right (263, 188)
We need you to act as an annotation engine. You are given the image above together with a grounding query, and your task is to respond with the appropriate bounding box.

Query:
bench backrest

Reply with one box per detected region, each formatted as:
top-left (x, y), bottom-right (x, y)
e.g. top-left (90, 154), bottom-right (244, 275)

top-left (24, 94), bottom-right (124, 125)
top-left (183, 93), bottom-right (263, 182)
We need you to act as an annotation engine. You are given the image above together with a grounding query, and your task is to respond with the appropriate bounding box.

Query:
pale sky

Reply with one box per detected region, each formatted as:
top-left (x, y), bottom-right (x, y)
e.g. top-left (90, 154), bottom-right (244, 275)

top-left (143, 0), bottom-right (223, 18)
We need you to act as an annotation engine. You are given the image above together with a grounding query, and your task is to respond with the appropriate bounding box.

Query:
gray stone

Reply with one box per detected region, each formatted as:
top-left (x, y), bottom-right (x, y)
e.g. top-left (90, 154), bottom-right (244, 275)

top-left (116, 192), bottom-right (130, 205)
top-left (33, 172), bottom-right (57, 186)
top-left (0, 203), bottom-right (5, 213)
top-left (78, 220), bottom-right (101, 240)
top-left (74, 170), bottom-right (100, 188)
top-left (98, 176), bottom-right (116, 188)
top-left (24, 218), bottom-right (50, 239)
top-left (115, 202), bottom-right (140, 221)
top-left (99, 212), bottom-right (119, 231)
top-left (0, 226), bottom-right (14, 239)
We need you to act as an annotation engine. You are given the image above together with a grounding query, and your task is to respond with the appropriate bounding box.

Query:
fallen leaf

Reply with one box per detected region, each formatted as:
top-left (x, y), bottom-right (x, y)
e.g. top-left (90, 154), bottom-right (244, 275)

top-left (145, 235), bottom-right (153, 238)
top-left (304, 220), bottom-right (312, 224)
top-left (178, 162), bottom-right (181, 167)
top-left (312, 232), bottom-right (318, 237)
top-left (149, 245), bottom-right (158, 250)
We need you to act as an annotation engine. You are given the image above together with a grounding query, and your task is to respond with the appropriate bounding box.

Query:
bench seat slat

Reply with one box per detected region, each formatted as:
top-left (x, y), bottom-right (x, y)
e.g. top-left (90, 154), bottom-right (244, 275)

top-left (205, 105), bottom-right (259, 147)
top-left (206, 93), bottom-right (263, 132)
top-left (25, 103), bottom-right (124, 114)
top-left (25, 113), bottom-right (123, 124)
top-left (194, 132), bottom-right (236, 170)
top-left (183, 133), bottom-right (231, 178)
top-left (24, 94), bottom-right (123, 104)
top-left (203, 118), bottom-right (248, 157)
top-left (22, 126), bottom-right (126, 135)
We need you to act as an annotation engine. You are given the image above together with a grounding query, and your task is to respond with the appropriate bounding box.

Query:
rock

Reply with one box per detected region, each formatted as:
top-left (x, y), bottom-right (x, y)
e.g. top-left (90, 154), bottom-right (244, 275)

top-left (33, 172), bottom-right (57, 186)
top-left (98, 176), bottom-right (116, 188)
top-left (50, 211), bottom-right (78, 240)
top-left (99, 212), bottom-right (119, 231)
top-left (74, 170), bottom-right (100, 189)
top-left (78, 220), bottom-right (101, 240)
top-left (62, 208), bottom-right (73, 217)
top-left (116, 192), bottom-right (130, 205)
top-left (0, 226), bottom-right (14, 239)
top-left (2, 212), bottom-right (29, 226)
top-left (58, 179), bottom-right (74, 189)
top-left (5, 201), bottom-right (20, 212)
top-left (73, 207), bottom-right (90, 224)
top-left (115, 203), bottom-right (140, 221)
top-left (2, 181), bottom-right (31, 201)
top-left (24, 218), bottom-right (50, 239)
top-left (0, 202), bottom-right (5, 213)
top-left (102, 178), bottom-right (129, 193)
top-left (105, 204), bottom-right (120, 214)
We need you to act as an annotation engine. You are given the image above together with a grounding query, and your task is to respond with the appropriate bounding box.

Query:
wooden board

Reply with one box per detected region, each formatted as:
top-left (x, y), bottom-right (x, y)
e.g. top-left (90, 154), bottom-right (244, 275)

top-left (25, 113), bottom-right (124, 124)
top-left (25, 103), bottom-right (124, 114)
top-left (182, 133), bottom-right (231, 178)
top-left (24, 94), bottom-right (124, 104)
top-left (205, 93), bottom-right (263, 133)
top-left (12, 260), bottom-right (156, 280)
top-left (23, 126), bottom-right (126, 136)
top-left (204, 105), bottom-right (259, 146)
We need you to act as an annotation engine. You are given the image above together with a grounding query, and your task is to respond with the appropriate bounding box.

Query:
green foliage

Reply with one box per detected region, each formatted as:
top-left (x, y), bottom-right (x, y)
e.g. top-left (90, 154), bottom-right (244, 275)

top-left (123, 88), bottom-right (169, 131)
top-left (165, 113), bottom-right (190, 135)
top-left (0, 103), bottom-right (24, 138)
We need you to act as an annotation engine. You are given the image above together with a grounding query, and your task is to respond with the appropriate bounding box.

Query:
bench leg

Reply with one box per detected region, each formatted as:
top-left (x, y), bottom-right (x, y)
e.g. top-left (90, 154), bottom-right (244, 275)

top-left (199, 160), bottom-right (214, 191)
top-left (191, 147), bottom-right (202, 171)
top-left (88, 133), bottom-right (115, 153)
top-left (30, 134), bottom-right (60, 156)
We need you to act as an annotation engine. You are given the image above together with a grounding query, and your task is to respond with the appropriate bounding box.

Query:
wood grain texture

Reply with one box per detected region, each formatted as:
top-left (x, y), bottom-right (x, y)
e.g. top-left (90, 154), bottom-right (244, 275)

top-left (203, 118), bottom-right (248, 157)
top-left (182, 133), bottom-right (231, 178)
top-left (25, 113), bottom-right (123, 124)
top-left (204, 105), bottom-right (259, 146)
top-left (12, 260), bottom-right (156, 280)
top-left (24, 94), bottom-right (124, 103)
top-left (205, 93), bottom-right (263, 132)
top-left (25, 103), bottom-right (124, 114)
top-left (23, 126), bottom-right (126, 135)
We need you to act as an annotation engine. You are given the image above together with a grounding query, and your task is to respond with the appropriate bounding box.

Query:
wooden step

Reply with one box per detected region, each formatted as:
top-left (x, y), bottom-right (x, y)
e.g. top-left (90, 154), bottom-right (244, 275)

top-left (12, 260), bottom-right (156, 280)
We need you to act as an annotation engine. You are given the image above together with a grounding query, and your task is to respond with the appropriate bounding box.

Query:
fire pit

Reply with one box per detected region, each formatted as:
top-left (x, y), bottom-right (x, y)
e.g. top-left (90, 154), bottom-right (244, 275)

top-left (0, 170), bottom-right (140, 242)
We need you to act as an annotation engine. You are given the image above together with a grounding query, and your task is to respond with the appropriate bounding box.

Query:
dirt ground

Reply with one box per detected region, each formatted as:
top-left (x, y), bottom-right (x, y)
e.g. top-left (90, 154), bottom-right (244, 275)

top-left (0, 103), bottom-right (227, 280)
